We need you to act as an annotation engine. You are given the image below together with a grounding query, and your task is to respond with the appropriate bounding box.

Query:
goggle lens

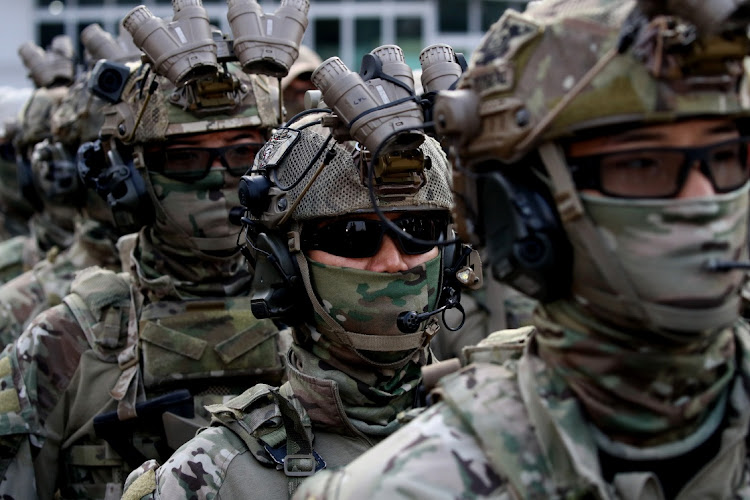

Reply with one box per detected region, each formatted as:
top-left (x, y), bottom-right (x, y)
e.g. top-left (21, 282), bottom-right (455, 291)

top-left (302, 214), bottom-right (447, 259)
top-left (571, 137), bottom-right (750, 198)
top-left (146, 142), bottom-right (264, 182)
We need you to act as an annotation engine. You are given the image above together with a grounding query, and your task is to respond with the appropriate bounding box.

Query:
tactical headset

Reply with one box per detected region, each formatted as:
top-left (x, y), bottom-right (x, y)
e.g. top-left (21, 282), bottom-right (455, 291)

top-left (76, 139), bottom-right (153, 235)
top-left (237, 111), bottom-right (483, 334)
top-left (77, 0), bottom-right (310, 236)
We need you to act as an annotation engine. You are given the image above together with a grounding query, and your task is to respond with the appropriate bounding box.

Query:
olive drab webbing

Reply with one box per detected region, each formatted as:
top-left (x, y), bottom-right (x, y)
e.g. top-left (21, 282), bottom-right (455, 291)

top-left (206, 383), bottom-right (324, 498)
top-left (59, 266), bottom-right (286, 495)
top-left (139, 297), bottom-right (284, 388)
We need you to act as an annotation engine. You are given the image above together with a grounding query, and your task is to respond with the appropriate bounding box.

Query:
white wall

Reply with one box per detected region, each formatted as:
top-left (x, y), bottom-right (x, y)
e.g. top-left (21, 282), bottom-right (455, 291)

top-left (0, 2), bottom-right (36, 90)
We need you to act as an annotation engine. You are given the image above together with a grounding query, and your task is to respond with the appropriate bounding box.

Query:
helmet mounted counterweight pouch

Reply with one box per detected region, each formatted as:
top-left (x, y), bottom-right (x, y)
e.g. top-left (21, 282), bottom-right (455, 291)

top-left (239, 127), bottom-right (304, 320)
top-left (479, 163), bottom-right (571, 302)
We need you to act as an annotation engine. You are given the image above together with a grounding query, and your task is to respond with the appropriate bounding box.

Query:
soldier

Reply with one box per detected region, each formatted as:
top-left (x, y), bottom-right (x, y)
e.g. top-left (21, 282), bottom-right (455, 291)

top-left (0, 118), bottom-right (34, 241)
top-left (0, 36), bottom-right (77, 285)
top-left (280, 44), bottom-right (322, 119)
top-left (0, 24), bottom-right (134, 347)
top-left (294, 0), bottom-right (750, 498)
top-left (0, 5), bottom-right (290, 497)
top-left (119, 44), bottom-right (482, 497)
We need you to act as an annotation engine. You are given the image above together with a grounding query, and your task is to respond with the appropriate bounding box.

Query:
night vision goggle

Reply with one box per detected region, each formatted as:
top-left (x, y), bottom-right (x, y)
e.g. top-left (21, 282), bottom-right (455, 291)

top-left (122, 0), bottom-right (309, 86)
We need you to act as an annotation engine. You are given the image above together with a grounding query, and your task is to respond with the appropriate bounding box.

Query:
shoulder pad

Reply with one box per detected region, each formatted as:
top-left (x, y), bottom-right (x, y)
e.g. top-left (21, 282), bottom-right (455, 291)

top-left (206, 384), bottom-right (284, 467)
top-left (64, 267), bottom-right (132, 353)
top-left (116, 233), bottom-right (138, 273)
top-left (207, 383), bottom-right (317, 472)
top-left (69, 266), bottom-right (131, 315)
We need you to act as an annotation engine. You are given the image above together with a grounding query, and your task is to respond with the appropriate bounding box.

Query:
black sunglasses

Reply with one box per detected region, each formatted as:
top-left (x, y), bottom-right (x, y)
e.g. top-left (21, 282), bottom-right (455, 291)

top-left (569, 137), bottom-right (750, 198)
top-left (302, 214), bottom-right (448, 259)
top-left (145, 142), bottom-right (265, 182)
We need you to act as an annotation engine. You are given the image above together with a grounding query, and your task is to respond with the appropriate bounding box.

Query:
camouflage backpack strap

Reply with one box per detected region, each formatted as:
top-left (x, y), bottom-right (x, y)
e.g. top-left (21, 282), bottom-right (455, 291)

top-left (461, 325), bottom-right (533, 365)
top-left (63, 266), bottom-right (132, 355)
top-left (63, 266), bottom-right (142, 420)
top-left (207, 383), bottom-right (325, 499)
top-left (436, 361), bottom-right (558, 499)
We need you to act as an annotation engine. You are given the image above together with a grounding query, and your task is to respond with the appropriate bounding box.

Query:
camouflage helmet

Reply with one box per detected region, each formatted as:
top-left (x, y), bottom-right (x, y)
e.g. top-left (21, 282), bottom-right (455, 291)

top-left (52, 75), bottom-right (107, 147)
top-left (434, 0), bottom-right (750, 334)
top-left (100, 62), bottom-right (280, 146)
top-left (435, 0), bottom-right (750, 163)
top-left (247, 119), bottom-right (453, 228)
top-left (241, 117), bottom-right (455, 366)
top-left (280, 44), bottom-right (322, 91)
top-left (16, 86), bottom-right (68, 155)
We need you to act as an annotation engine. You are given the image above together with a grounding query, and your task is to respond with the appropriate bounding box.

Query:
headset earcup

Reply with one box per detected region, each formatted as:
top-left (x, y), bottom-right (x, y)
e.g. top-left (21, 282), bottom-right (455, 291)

top-left (480, 170), bottom-right (572, 302)
top-left (249, 230), bottom-right (303, 320)
top-left (107, 161), bottom-right (154, 234)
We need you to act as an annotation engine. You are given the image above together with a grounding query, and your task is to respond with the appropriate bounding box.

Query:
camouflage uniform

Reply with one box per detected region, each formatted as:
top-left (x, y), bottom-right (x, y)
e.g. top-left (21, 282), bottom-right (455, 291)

top-left (121, 58), bottom-right (461, 498)
top-left (294, 1), bottom-right (750, 498)
top-left (0, 14), bottom-right (287, 499)
top-left (0, 120), bottom-right (34, 241)
top-left (0, 75), bottom-right (77, 286)
top-left (0, 40), bottom-right (129, 348)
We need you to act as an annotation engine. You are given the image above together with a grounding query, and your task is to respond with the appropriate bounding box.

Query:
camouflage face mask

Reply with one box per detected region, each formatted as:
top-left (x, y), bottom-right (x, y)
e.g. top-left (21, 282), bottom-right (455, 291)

top-left (148, 168), bottom-right (242, 252)
top-left (307, 253), bottom-right (441, 339)
top-left (579, 183), bottom-right (749, 333)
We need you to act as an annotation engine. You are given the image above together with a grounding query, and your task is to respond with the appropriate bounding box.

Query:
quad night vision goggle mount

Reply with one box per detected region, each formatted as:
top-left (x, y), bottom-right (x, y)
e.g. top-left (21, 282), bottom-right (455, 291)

top-left (78, 0), bottom-right (310, 234)
top-left (236, 43), bottom-right (483, 333)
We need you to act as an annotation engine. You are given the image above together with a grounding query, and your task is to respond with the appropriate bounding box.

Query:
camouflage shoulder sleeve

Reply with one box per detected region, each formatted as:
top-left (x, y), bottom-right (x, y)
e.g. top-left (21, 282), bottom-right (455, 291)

top-left (0, 236), bottom-right (28, 286)
top-left (63, 266), bottom-right (132, 354)
top-left (0, 301), bottom-right (91, 494)
top-left (0, 269), bottom-right (45, 348)
top-left (293, 397), bottom-right (509, 499)
top-left (0, 255), bottom-right (74, 348)
top-left (122, 426), bottom-right (249, 500)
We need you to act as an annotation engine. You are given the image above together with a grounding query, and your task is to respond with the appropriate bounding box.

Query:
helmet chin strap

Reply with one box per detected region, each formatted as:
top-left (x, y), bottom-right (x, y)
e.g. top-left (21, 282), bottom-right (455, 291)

top-left (537, 142), bottom-right (658, 331)
top-left (294, 252), bottom-right (438, 369)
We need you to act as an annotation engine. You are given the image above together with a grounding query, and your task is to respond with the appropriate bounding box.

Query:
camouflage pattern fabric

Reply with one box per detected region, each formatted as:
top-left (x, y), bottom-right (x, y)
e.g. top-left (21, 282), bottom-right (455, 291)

top-left (308, 254), bottom-right (440, 338)
top-left (0, 218), bottom-right (121, 348)
top-left (0, 211), bottom-right (75, 289)
top-left (145, 167), bottom-right (244, 255)
top-left (132, 226), bottom-right (255, 301)
top-left (577, 189), bottom-right (749, 331)
top-left (0, 236), bottom-right (30, 286)
top-left (294, 318), bottom-right (750, 500)
top-left (0, 154), bottom-right (32, 241)
top-left (0, 226), bottom-right (286, 498)
top-left (121, 340), bottom-right (428, 500)
top-left (537, 299), bottom-right (736, 449)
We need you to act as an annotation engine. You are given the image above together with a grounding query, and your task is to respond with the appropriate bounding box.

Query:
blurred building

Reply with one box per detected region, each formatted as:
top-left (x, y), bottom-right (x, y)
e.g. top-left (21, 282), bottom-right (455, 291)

top-left (1, 0), bottom-right (528, 89)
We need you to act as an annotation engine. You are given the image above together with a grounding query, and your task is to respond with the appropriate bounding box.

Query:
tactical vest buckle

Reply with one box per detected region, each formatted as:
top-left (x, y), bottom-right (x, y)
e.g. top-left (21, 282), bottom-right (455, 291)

top-left (283, 454), bottom-right (316, 477)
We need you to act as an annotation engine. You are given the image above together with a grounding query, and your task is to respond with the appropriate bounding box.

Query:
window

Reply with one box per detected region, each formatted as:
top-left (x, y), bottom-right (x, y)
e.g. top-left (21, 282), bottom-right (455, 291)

top-left (314, 19), bottom-right (340, 62)
top-left (38, 22), bottom-right (65, 50)
top-left (438, 0), bottom-right (468, 33)
top-left (355, 18), bottom-right (381, 67)
top-left (481, 1), bottom-right (527, 30)
top-left (396, 18), bottom-right (422, 68)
